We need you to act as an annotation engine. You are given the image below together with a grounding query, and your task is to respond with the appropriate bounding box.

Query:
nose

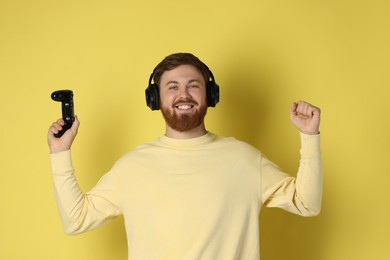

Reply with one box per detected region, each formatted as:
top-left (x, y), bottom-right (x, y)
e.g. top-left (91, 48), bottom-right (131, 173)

top-left (177, 86), bottom-right (192, 100)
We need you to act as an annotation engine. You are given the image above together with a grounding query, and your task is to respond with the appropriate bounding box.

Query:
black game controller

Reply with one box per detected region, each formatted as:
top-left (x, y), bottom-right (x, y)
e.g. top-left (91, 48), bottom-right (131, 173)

top-left (51, 90), bottom-right (75, 138)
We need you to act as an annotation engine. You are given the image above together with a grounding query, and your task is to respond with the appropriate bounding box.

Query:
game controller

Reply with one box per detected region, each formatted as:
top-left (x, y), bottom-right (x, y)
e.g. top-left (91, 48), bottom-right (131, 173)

top-left (51, 90), bottom-right (74, 138)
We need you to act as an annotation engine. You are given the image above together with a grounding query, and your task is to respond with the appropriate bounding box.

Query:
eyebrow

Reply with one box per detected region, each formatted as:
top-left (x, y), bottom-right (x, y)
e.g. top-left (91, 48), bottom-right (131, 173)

top-left (164, 79), bottom-right (202, 86)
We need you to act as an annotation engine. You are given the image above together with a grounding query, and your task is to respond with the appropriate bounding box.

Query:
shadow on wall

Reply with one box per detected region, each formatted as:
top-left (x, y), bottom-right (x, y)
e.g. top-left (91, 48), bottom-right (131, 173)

top-left (217, 53), bottom-right (327, 260)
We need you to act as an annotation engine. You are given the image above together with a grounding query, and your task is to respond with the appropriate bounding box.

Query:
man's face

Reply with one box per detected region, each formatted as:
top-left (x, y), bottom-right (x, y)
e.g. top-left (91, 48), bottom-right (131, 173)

top-left (159, 65), bottom-right (208, 132)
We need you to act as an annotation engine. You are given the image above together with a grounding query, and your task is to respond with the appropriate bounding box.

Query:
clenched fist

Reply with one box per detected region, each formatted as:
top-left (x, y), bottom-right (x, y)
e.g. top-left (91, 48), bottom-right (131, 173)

top-left (290, 101), bottom-right (321, 135)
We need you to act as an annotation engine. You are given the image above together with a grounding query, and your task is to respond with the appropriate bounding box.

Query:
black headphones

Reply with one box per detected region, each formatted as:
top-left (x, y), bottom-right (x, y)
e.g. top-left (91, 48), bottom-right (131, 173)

top-left (145, 68), bottom-right (220, 110)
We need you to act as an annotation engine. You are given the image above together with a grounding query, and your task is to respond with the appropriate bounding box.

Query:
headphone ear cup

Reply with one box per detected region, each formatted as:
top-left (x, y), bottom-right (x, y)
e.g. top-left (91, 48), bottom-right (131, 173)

top-left (206, 81), bottom-right (220, 107)
top-left (145, 83), bottom-right (160, 110)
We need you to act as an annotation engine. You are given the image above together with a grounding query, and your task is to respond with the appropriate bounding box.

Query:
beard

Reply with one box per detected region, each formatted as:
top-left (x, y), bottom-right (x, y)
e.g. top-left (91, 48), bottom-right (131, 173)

top-left (161, 98), bottom-right (208, 132)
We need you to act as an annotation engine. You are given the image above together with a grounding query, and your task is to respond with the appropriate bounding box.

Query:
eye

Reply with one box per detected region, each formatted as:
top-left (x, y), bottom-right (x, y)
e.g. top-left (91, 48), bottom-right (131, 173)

top-left (188, 84), bottom-right (200, 89)
top-left (168, 85), bottom-right (178, 90)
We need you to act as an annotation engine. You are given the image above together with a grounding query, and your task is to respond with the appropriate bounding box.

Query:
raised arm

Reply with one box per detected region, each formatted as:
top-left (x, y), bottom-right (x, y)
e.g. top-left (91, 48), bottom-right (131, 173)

top-left (261, 101), bottom-right (322, 216)
top-left (48, 117), bottom-right (120, 234)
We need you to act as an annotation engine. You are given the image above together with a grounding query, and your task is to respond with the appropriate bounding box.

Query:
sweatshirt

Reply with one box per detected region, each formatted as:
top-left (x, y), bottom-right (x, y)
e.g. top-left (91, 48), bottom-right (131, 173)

top-left (50, 132), bottom-right (322, 260)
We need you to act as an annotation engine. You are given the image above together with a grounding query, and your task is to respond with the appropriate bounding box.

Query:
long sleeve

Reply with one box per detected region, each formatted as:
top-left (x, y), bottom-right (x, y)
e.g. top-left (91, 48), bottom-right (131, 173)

top-left (50, 150), bottom-right (122, 235)
top-left (260, 133), bottom-right (322, 216)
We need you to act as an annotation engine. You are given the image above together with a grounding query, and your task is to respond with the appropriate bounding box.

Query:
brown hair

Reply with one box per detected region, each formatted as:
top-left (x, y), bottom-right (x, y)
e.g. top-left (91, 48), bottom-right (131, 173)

top-left (152, 53), bottom-right (210, 86)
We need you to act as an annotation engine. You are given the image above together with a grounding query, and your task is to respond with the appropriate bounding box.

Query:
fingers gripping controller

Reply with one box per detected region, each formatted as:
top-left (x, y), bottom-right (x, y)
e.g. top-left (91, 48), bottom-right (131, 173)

top-left (51, 90), bottom-right (75, 138)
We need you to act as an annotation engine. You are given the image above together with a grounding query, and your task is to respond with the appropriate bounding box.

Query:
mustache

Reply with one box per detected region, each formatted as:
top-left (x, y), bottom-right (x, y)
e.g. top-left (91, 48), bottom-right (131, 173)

top-left (172, 98), bottom-right (199, 107)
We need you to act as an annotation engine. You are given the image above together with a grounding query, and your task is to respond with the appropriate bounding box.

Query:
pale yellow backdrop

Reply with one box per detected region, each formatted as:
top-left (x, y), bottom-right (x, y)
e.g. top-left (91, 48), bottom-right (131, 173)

top-left (1, 0), bottom-right (389, 259)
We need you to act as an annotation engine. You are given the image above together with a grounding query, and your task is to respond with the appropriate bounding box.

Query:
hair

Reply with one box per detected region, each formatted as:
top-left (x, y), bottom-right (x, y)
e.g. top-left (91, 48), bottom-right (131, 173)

top-left (152, 53), bottom-right (211, 86)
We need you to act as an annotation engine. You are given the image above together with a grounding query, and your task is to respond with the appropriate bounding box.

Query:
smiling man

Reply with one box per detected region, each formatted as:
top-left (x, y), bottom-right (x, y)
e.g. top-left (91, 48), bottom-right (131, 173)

top-left (159, 64), bottom-right (208, 137)
top-left (48, 53), bottom-right (322, 260)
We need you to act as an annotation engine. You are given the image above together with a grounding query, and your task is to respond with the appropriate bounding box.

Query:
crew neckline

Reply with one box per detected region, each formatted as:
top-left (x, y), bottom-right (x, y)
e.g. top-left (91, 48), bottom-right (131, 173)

top-left (158, 132), bottom-right (217, 148)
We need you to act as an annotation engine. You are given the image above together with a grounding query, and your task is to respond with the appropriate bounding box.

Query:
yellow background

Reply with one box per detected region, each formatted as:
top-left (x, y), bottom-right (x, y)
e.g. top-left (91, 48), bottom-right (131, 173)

top-left (1, 0), bottom-right (389, 259)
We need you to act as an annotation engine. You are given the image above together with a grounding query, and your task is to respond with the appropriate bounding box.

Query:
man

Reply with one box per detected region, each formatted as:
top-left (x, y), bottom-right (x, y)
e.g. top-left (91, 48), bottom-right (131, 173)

top-left (48, 53), bottom-right (322, 259)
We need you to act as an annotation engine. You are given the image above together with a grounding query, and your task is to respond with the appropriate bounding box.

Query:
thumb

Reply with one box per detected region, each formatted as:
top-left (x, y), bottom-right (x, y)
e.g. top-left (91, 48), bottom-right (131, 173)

top-left (61, 115), bottom-right (80, 142)
top-left (70, 115), bottom-right (80, 134)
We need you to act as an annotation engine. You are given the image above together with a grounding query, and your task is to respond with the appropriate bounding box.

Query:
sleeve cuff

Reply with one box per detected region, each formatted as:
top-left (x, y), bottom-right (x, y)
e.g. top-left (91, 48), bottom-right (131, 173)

top-left (299, 132), bottom-right (321, 158)
top-left (49, 150), bottom-right (74, 175)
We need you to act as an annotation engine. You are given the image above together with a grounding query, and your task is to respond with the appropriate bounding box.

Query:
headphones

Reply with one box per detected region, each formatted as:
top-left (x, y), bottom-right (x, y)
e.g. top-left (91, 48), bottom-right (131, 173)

top-left (145, 67), bottom-right (220, 110)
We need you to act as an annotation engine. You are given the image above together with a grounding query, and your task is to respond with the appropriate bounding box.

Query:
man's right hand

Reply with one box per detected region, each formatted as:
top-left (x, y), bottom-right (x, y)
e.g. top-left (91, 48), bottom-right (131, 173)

top-left (48, 116), bottom-right (80, 154)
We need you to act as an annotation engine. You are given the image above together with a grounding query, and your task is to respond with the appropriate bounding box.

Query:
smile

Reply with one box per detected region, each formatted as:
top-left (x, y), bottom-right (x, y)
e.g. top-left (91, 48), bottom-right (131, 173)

top-left (176, 104), bottom-right (194, 110)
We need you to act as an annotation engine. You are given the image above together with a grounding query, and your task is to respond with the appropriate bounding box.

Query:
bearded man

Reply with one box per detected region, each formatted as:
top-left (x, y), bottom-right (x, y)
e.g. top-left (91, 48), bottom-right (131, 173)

top-left (48, 53), bottom-right (322, 260)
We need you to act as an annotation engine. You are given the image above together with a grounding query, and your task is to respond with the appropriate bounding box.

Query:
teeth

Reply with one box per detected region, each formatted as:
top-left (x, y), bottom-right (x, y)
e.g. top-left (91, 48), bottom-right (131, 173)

top-left (177, 105), bottom-right (192, 110)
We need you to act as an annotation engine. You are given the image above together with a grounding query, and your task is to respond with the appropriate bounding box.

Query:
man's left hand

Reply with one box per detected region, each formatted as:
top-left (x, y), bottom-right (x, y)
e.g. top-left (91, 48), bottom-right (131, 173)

top-left (290, 101), bottom-right (321, 135)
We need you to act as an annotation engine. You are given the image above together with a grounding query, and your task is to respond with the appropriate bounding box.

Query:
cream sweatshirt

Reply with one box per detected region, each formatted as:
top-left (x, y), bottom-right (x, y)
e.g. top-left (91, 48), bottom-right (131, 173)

top-left (50, 132), bottom-right (322, 260)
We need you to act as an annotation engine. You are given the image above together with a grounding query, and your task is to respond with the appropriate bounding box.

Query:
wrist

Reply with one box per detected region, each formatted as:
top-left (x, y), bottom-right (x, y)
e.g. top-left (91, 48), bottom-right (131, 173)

top-left (50, 146), bottom-right (70, 154)
top-left (300, 130), bottom-right (320, 135)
